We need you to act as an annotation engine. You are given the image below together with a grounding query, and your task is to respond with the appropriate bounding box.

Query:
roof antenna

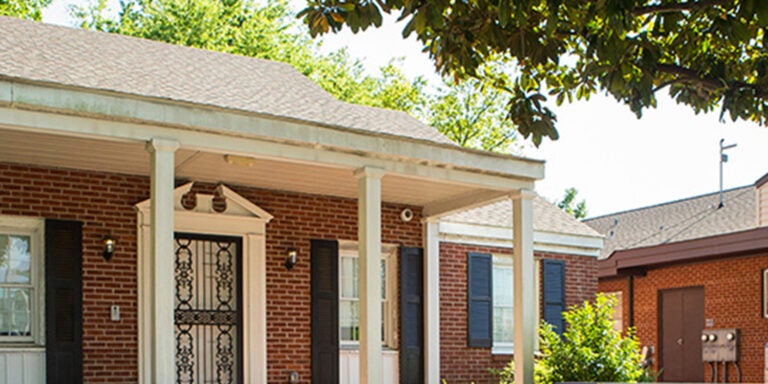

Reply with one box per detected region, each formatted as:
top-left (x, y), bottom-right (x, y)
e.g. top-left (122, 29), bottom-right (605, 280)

top-left (719, 138), bottom-right (737, 209)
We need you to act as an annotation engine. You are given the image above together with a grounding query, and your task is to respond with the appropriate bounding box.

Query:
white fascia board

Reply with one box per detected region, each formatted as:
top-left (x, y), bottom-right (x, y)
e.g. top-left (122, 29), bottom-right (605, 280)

top-left (3, 80), bottom-right (544, 183)
top-left (0, 106), bottom-right (534, 192)
top-left (438, 221), bottom-right (603, 257)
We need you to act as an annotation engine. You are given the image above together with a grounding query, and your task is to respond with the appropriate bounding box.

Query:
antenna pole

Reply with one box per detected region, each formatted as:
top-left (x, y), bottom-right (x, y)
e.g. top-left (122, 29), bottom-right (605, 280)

top-left (719, 139), bottom-right (738, 208)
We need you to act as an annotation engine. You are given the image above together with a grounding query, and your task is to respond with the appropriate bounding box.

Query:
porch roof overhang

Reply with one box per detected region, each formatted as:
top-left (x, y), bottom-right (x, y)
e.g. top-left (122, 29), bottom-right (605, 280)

top-left (0, 78), bottom-right (544, 213)
top-left (598, 226), bottom-right (768, 278)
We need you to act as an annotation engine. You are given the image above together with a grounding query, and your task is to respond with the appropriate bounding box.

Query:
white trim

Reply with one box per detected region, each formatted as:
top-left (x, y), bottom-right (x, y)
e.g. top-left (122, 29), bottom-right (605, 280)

top-left (0, 216), bottom-right (45, 347)
top-left (356, 167), bottom-right (384, 384)
top-left (422, 191), bottom-right (511, 218)
top-left (145, 138), bottom-right (178, 384)
top-left (512, 192), bottom-right (536, 384)
top-left (0, 80), bottom-right (543, 187)
top-left (422, 220), bottom-right (440, 384)
top-left (490, 257), bottom-right (540, 355)
top-left (337, 244), bottom-right (398, 349)
top-left (438, 222), bottom-right (603, 257)
top-left (136, 182), bottom-right (271, 384)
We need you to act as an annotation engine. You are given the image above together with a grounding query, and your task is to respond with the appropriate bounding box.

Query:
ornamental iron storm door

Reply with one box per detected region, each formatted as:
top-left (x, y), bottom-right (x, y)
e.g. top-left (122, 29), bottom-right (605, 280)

top-left (174, 233), bottom-right (243, 384)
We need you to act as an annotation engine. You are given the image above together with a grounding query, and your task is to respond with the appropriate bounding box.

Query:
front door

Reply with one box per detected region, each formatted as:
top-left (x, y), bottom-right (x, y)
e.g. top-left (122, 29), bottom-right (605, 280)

top-left (174, 233), bottom-right (243, 384)
top-left (659, 286), bottom-right (704, 382)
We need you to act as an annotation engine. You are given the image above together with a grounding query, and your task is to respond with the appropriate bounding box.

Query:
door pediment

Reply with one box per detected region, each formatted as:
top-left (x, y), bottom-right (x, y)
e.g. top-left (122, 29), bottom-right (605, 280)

top-left (135, 182), bottom-right (273, 235)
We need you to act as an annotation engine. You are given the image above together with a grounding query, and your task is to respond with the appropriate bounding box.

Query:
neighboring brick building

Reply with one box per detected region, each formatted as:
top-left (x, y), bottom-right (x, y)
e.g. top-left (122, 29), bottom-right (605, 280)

top-left (587, 177), bottom-right (768, 383)
top-left (0, 16), bottom-right (602, 384)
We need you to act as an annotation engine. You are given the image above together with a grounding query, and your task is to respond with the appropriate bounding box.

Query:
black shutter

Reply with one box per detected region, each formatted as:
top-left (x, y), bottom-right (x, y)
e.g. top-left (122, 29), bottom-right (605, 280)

top-left (467, 252), bottom-right (492, 348)
top-left (399, 247), bottom-right (423, 384)
top-left (310, 239), bottom-right (339, 384)
top-left (542, 259), bottom-right (566, 334)
top-left (45, 219), bottom-right (83, 384)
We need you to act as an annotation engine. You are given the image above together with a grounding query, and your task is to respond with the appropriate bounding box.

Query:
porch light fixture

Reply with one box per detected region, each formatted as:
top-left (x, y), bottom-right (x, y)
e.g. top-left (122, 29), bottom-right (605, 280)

top-left (224, 154), bottom-right (255, 167)
top-left (103, 235), bottom-right (116, 260)
top-left (285, 247), bottom-right (298, 270)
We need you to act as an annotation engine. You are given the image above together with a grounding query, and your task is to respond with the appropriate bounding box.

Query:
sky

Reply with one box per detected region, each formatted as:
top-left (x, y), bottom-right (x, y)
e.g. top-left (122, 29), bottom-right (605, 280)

top-left (42, 0), bottom-right (768, 217)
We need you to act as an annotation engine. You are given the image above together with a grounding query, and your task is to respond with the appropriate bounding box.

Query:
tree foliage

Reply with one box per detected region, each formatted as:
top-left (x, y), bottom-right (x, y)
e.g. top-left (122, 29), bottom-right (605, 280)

top-left (427, 77), bottom-right (520, 153)
top-left (556, 187), bottom-right (587, 219)
top-left (0, 0), bottom-right (50, 20)
top-left (300, 0), bottom-right (768, 146)
top-left (73, 0), bottom-right (427, 115)
top-left (72, 0), bottom-right (519, 152)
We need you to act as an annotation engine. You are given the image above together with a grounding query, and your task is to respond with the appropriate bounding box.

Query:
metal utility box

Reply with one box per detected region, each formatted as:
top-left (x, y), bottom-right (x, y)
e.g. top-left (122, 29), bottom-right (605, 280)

top-left (702, 328), bottom-right (739, 362)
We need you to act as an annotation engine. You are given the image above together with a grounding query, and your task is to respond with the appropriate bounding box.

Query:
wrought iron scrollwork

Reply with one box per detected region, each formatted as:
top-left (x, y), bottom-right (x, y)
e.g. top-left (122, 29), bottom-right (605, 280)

top-left (174, 234), bottom-right (241, 384)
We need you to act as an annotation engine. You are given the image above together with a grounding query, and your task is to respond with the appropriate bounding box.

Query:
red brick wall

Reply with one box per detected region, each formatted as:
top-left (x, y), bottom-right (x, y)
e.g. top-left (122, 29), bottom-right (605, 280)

top-left (598, 277), bottom-right (631, 334)
top-left (439, 242), bottom-right (598, 384)
top-left (598, 253), bottom-right (768, 382)
top-left (0, 163), bottom-right (424, 384)
top-left (0, 163), bottom-right (147, 383)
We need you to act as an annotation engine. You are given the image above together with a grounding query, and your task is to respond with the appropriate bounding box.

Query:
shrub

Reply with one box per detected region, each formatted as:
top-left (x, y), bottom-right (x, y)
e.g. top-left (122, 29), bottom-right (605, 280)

top-left (495, 293), bottom-right (652, 383)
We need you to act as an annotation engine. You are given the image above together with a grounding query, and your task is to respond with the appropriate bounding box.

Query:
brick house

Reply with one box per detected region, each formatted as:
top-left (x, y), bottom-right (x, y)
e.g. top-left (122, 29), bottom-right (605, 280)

top-left (587, 176), bottom-right (768, 383)
top-left (0, 17), bottom-right (601, 384)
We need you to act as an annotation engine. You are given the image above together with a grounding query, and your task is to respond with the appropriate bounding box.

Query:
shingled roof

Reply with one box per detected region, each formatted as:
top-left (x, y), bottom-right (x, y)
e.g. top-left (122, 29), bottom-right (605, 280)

top-left (0, 16), bottom-right (454, 145)
top-left (584, 186), bottom-right (756, 259)
top-left (443, 194), bottom-right (602, 237)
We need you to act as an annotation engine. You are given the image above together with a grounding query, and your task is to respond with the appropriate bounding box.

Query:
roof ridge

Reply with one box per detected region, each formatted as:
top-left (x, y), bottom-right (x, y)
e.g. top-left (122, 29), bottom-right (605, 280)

top-left (584, 184), bottom-right (754, 221)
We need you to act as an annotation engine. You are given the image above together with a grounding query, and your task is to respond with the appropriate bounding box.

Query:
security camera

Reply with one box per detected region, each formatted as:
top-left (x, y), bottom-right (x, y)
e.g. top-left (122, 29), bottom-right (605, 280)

top-left (400, 208), bottom-right (414, 222)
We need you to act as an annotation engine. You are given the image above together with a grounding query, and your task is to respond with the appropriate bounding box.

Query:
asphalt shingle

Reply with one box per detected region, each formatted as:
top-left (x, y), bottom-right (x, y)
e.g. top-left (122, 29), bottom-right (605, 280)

top-left (443, 194), bottom-right (602, 237)
top-left (0, 16), bottom-right (455, 145)
top-left (584, 186), bottom-right (756, 259)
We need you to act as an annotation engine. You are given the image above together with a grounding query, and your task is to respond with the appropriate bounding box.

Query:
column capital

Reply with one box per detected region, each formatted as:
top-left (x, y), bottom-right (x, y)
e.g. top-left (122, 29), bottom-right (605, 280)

top-left (509, 188), bottom-right (536, 200)
top-left (146, 138), bottom-right (180, 153)
top-left (353, 166), bottom-right (387, 180)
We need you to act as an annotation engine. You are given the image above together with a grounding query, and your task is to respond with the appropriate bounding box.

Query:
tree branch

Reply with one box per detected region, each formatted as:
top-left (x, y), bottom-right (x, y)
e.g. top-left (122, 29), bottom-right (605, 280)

top-left (657, 63), bottom-right (768, 98)
top-left (633, 0), bottom-right (732, 16)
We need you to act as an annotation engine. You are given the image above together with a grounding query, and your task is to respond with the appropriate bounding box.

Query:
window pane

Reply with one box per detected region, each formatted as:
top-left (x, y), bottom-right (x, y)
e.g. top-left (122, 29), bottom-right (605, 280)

top-left (0, 287), bottom-right (32, 336)
top-left (493, 264), bottom-right (514, 345)
top-left (381, 259), bottom-right (386, 299)
top-left (493, 266), bottom-right (513, 306)
top-left (341, 257), bottom-right (358, 298)
top-left (340, 300), bottom-right (359, 341)
top-left (0, 235), bottom-right (31, 284)
top-left (493, 306), bottom-right (514, 343)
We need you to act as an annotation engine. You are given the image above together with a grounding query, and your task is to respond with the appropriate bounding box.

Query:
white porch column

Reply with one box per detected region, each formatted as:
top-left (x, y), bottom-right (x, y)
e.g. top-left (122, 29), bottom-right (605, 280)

top-left (423, 219), bottom-right (441, 384)
top-left (511, 190), bottom-right (535, 384)
top-left (146, 138), bottom-right (179, 383)
top-left (354, 166), bottom-right (386, 384)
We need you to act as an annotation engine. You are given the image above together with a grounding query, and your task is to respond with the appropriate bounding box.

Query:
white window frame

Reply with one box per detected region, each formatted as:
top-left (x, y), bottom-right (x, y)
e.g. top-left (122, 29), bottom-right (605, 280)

top-left (338, 241), bottom-right (398, 349)
top-left (491, 255), bottom-right (540, 355)
top-left (0, 216), bottom-right (44, 346)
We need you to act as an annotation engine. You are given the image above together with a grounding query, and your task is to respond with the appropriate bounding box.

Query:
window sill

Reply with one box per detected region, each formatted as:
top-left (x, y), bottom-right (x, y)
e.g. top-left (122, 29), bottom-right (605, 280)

top-left (0, 345), bottom-right (44, 352)
top-left (340, 344), bottom-right (397, 352)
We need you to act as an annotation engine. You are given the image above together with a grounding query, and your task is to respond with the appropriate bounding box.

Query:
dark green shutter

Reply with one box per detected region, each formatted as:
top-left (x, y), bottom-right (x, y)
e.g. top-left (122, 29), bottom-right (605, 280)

top-left (310, 239), bottom-right (339, 384)
top-left (45, 219), bottom-right (83, 384)
top-left (542, 259), bottom-right (566, 334)
top-left (399, 247), bottom-right (423, 384)
top-left (467, 252), bottom-right (492, 348)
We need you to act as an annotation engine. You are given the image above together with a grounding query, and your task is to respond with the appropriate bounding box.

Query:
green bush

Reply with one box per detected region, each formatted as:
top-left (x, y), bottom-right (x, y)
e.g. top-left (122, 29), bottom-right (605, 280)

top-left (494, 293), bottom-right (653, 383)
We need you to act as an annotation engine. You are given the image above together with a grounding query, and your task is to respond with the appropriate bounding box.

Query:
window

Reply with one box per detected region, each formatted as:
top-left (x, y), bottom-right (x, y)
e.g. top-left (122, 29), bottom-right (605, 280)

top-left (338, 242), bottom-right (397, 348)
top-left (491, 256), bottom-right (540, 354)
top-left (0, 217), bottom-right (43, 344)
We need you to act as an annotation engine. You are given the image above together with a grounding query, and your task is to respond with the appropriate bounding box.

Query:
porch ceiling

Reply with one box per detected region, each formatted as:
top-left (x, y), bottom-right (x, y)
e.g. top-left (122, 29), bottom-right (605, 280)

top-left (0, 129), bottom-right (484, 206)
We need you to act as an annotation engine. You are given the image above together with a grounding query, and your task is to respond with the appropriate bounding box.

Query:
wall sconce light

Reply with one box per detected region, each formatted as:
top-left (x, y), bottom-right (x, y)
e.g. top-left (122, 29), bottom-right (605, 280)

top-left (103, 235), bottom-right (116, 261)
top-left (285, 247), bottom-right (298, 270)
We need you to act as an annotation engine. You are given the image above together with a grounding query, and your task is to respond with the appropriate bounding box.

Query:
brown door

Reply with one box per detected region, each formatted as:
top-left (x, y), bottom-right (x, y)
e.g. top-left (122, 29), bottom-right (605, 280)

top-left (659, 286), bottom-right (704, 382)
